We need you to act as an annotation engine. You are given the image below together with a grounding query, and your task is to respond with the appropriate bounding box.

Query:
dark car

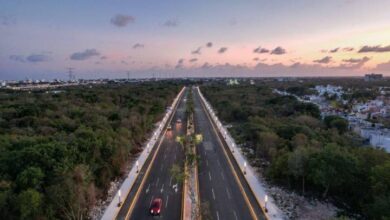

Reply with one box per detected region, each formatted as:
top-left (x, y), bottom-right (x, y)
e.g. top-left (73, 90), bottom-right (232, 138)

top-left (150, 198), bottom-right (162, 215)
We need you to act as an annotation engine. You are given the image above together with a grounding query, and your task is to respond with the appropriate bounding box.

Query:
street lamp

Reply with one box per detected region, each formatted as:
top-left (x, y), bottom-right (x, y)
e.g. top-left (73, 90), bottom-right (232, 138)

top-left (243, 162), bottom-right (247, 175)
top-left (136, 160), bottom-right (139, 173)
top-left (264, 195), bottom-right (268, 212)
top-left (117, 190), bottom-right (122, 207)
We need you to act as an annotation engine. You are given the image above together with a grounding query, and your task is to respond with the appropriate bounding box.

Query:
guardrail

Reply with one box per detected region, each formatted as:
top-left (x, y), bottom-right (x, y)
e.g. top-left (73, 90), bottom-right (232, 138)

top-left (101, 87), bottom-right (186, 220)
top-left (197, 86), bottom-right (285, 220)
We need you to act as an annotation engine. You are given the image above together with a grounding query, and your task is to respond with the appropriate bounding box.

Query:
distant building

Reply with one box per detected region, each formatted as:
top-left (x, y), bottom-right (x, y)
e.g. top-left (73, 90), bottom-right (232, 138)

top-left (0, 81), bottom-right (6, 87)
top-left (365, 73), bottom-right (383, 82)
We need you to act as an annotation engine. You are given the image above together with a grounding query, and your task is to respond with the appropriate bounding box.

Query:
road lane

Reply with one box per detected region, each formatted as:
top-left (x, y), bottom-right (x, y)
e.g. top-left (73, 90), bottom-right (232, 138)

top-left (193, 87), bottom-right (266, 220)
top-left (116, 89), bottom-right (187, 220)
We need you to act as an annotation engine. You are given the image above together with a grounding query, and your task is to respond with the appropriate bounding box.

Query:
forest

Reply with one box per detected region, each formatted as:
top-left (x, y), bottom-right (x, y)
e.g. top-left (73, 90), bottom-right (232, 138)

top-left (0, 82), bottom-right (180, 219)
top-left (202, 82), bottom-right (390, 219)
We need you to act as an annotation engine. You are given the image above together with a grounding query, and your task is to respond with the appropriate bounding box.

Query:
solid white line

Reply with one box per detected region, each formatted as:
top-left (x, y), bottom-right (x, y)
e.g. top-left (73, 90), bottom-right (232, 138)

top-left (226, 187), bottom-right (231, 199)
top-left (165, 195), bottom-right (169, 208)
top-left (208, 171), bottom-right (212, 181)
top-left (212, 188), bottom-right (216, 200)
top-left (233, 210), bottom-right (238, 220)
top-left (216, 211), bottom-right (220, 220)
top-left (150, 196), bottom-right (154, 206)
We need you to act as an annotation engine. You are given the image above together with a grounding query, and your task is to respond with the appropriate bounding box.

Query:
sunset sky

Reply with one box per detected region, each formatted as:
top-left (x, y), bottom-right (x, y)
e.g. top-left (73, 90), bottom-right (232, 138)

top-left (1, 0), bottom-right (390, 80)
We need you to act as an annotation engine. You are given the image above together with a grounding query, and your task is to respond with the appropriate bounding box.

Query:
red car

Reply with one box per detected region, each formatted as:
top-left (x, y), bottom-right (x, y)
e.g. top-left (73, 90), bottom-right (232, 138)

top-left (150, 198), bottom-right (162, 216)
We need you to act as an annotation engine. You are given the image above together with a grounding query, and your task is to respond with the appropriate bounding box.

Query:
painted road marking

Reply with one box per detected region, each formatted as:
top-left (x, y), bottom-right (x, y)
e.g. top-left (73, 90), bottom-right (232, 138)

top-left (212, 188), bottom-right (216, 200)
top-left (166, 195), bottom-right (169, 208)
top-left (208, 171), bottom-right (212, 181)
top-left (233, 210), bottom-right (238, 220)
top-left (146, 184), bottom-right (151, 194)
top-left (156, 178), bottom-right (160, 187)
top-left (221, 172), bottom-right (225, 180)
top-left (216, 211), bottom-right (220, 220)
top-left (226, 187), bottom-right (231, 199)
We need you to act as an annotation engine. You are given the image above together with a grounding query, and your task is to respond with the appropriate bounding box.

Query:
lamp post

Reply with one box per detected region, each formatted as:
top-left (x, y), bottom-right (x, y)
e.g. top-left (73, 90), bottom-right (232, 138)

top-left (243, 162), bottom-right (247, 175)
top-left (117, 190), bottom-right (122, 207)
top-left (264, 195), bottom-right (268, 212)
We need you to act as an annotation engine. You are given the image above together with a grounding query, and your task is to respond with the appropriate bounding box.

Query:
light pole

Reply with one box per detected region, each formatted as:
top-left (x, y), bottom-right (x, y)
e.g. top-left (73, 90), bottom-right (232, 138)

top-left (117, 190), bottom-right (122, 207)
top-left (136, 160), bottom-right (139, 173)
top-left (264, 195), bottom-right (268, 212)
top-left (243, 162), bottom-right (247, 175)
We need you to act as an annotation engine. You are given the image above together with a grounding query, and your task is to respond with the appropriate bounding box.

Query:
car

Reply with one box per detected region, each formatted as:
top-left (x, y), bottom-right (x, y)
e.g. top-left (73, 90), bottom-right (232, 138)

top-left (150, 198), bottom-right (162, 215)
top-left (177, 119), bottom-right (182, 123)
top-left (167, 124), bottom-right (172, 130)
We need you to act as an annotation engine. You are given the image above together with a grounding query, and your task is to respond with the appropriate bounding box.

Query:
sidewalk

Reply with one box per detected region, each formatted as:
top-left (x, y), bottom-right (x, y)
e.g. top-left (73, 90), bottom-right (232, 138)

top-left (101, 87), bottom-right (185, 220)
top-left (197, 87), bottom-right (286, 220)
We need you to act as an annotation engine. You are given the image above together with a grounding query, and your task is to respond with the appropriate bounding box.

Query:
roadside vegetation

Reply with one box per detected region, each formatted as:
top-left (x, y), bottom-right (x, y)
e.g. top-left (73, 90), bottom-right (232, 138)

top-left (0, 82), bottom-right (180, 219)
top-left (202, 82), bottom-right (390, 219)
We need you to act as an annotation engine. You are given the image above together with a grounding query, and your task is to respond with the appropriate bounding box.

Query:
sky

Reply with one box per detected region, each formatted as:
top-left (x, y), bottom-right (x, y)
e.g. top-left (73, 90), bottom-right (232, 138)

top-left (1, 0), bottom-right (390, 80)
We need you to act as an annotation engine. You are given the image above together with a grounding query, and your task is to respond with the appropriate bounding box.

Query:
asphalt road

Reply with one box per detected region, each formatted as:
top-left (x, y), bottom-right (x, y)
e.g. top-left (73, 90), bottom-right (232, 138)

top-left (116, 88), bottom-right (187, 220)
top-left (193, 87), bottom-right (266, 220)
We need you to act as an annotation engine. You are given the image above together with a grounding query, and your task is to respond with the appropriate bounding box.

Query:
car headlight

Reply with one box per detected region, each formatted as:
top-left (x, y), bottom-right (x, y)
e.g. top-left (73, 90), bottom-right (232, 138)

top-left (151, 210), bottom-right (153, 214)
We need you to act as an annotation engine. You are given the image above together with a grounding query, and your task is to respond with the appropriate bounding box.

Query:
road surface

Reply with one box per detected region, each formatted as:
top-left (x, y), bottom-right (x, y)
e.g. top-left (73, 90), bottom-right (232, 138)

top-left (193, 87), bottom-right (266, 220)
top-left (116, 89), bottom-right (187, 220)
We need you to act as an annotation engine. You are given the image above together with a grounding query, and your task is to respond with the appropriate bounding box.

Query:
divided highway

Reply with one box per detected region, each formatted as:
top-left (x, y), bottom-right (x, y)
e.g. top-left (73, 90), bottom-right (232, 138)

top-left (116, 88), bottom-right (187, 220)
top-left (193, 87), bottom-right (266, 220)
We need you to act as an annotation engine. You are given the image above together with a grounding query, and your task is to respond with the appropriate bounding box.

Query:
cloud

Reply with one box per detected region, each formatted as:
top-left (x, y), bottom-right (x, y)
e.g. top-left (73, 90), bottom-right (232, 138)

top-left (253, 57), bottom-right (259, 61)
top-left (191, 47), bottom-right (202, 55)
top-left (132, 43), bottom-right (144, 49)
top-left (329, 47), bottom-right (339, 53)
top-left (121, 60), bottom-right (128, 65)
top-left (26, 54), bottom-right (49, 62)
top-left (163, 19), bottom-right (178, 27)
top-left (110, 14), bottom-right (135, 27)
top-left (343, 47), bottom-right (354, 52)
top-left (320, 49), bottom-right (328, 53)
top-left (189, 58), bottom-right (198, 63)
top-left (358, 45), bottom-right (390, 53)
top-left (375, 60), bottom-right (390, 71)
top-left (253, 47), bottom-right (270, 54)
top-left (202, 62), bottom-right (212, 69)
top-left (342, 56), bottom-right (370, 63)
top-left (313, 56), bottom-right (332, 64)
top-left (100, 56), bottom-right (108, 60)
top-left (270, 46), bottom-right (286, 55)
top-left (9, 55), bottom-right (25, 62)
top-left (290, 62), bottom-right (301, 68)
top-left (206, 42), bottom-right (213, 48)
top-left (9, 53), bottom-right (49, 63)
top-left (0, 15), bottom-right (16, 26)
top-left (175, 59), bottom-right (185, 69)
top-left (218, 47), bottom-right (228, 54)
top-left (70, 49), bottom-right (100, 61)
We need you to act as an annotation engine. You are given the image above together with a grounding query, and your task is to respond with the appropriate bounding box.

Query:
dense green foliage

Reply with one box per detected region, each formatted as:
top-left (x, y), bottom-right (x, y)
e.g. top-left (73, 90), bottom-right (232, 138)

top-left (0, 82), bottom-right (180, 219)
top-left (202, 83), bottom-right (390, 219)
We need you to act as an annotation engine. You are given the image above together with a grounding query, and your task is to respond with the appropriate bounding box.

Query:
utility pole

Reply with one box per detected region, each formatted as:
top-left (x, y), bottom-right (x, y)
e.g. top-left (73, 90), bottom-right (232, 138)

top-left (67, 67), bottom-right (74, 82)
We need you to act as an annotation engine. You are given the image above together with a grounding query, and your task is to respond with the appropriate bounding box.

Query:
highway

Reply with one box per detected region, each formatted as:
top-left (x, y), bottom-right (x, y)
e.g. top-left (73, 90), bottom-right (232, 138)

top-left (116, 88), bottom-right (187, 220)
top-left (193, 87), bottom-right (266, 220)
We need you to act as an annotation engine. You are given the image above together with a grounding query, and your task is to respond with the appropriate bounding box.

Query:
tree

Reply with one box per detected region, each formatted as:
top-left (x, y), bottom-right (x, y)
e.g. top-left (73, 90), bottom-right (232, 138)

top-left (17, 189), bottom-right (42, 220)
top-left (288, 147), bottom-right (311, 195)
top-left (16, 167), bottom-right (45, 190)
